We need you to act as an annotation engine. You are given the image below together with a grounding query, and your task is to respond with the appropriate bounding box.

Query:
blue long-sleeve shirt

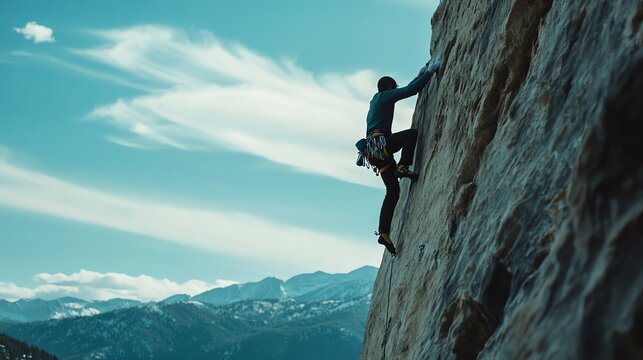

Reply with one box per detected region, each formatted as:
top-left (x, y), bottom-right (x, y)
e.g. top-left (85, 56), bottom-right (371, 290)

top-left (365, 69), bottom-right (434, 135)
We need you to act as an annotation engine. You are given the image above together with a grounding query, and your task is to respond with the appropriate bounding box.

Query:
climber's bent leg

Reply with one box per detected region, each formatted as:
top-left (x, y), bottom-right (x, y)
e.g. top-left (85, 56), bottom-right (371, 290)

top-left (386, 129), bottom-right (418, 166)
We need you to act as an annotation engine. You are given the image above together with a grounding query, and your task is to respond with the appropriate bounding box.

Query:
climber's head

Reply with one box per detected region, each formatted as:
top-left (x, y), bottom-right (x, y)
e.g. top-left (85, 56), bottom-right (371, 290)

top-left (377, 76), bottom-right (397, 92)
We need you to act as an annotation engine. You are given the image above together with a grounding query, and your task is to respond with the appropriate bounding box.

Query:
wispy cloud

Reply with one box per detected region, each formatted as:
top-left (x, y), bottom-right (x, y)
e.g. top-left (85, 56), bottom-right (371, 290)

top-left (10, 50), bottom-right (147, 90)
top-left (14, 21), bottom-right (55, 43)
top-left (0, 269), bottom-right (237, 301)
top-left (77, 25), bottom-right (416, 188)
top-left (0, 155), bottom-right (382, 273)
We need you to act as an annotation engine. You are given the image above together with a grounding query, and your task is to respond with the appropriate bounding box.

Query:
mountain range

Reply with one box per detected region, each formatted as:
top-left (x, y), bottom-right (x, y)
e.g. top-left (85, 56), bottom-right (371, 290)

top-left (0, 297), bottom-right (142, 323)
top-left (0, 266), bottom-right (377, 359)
top-left (0, 266), bottom-right (376, 323)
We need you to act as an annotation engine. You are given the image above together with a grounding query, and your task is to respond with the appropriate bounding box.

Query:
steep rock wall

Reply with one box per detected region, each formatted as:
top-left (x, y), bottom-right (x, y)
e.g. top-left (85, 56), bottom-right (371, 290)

top-left (361, 0), bottom-right (642, 359)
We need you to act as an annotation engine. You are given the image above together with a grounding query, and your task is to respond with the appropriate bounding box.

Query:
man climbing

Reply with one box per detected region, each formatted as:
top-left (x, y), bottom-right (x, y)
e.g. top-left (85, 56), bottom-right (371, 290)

top-left (364, 59), bottom-right (441, 256)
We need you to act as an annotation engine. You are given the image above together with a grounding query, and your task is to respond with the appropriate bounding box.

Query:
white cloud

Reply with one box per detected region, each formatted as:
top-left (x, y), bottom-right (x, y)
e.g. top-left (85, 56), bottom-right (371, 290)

top-left (0, 281), bottom-right (39, 300)
top-left (0, 269), bottom-right (238, 302)
top-left (0, 156), bottom-right (382, 274)
top-left (77, 26), bottom-right (418, 188)
top-left (14, 21), bottom-right (55, 43)
top-left (104, 135), bottom-right (153, 149)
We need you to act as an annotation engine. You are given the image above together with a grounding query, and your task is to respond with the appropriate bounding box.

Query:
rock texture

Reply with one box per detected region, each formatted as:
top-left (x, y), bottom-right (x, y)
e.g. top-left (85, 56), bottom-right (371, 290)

top-left (361, 0), bottom-right (642, 359)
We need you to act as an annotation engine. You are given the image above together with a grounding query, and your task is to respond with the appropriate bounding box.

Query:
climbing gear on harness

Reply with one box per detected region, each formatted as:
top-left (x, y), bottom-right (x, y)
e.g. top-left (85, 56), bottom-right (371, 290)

top-left (376, 230), bottom-right (397, 256)
top-left (395, 164), bottom-right (419, 181)
top-left (355, 138), bottom-right (368, 167)
top-left (355, 130), bottom-right (394, 176)
top-left (366, 131), bottom-right (389, 161)
top-left (355, 138), bottom-right (380, 174)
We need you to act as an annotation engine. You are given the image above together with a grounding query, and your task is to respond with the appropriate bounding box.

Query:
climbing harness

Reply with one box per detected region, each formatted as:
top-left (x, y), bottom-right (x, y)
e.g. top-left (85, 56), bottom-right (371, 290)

top-left (355, 130), bottom-right (394, 176)
top-left (366, 131), bottom-right (389, 161)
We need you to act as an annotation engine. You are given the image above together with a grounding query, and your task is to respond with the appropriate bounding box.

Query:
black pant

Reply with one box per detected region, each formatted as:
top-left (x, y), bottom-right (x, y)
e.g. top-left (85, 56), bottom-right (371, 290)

top-left (378, 129), bottom-right (418, 234)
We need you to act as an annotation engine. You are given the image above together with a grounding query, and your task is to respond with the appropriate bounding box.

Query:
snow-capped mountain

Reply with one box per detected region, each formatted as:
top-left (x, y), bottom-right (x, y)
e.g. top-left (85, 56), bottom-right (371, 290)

top-left (0, 297), bottom-right (141, 322)
top-left (193, 276), bottom-right (286, 305)
top-left (0, 266), bottom-right (378, 360)
top-left (289, 265), bottom-right (377, 302)
top-left (193, 265), bottom-right (377, 305)
top-left (0, 266), bottom-right (376, 323)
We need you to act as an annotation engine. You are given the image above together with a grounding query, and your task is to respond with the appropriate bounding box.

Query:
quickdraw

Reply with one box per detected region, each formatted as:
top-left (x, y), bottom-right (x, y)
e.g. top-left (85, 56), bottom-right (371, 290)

top-left (355, 132), bottom-right (393, 176)
top-left (366, 132), bottom-right (388, 161)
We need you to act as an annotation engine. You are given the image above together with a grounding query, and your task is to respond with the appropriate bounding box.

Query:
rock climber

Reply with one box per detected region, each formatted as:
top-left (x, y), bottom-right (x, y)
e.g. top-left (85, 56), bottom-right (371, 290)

top-left (360, 59), bottom-right (441, 256)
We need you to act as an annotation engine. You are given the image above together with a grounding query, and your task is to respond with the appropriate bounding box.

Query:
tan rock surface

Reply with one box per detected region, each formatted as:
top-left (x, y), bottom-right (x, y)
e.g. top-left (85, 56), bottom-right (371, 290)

top-left (361, 0), bottom-right (642, 359)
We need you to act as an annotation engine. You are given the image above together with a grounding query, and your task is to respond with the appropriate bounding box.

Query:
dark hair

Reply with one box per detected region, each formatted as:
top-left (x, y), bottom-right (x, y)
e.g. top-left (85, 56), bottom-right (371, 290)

top-left (377, 76), bottom-right (397, 92)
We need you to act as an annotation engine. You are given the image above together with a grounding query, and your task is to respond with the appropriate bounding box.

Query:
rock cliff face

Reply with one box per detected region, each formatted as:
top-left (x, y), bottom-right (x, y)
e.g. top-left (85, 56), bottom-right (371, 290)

top-left (361, 0), bottom-right (642, 359)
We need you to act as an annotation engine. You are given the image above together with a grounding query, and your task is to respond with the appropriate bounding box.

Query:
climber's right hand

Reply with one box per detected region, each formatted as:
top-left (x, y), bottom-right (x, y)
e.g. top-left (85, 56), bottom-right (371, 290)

top-left (427, 59), bottom-right (441, 74)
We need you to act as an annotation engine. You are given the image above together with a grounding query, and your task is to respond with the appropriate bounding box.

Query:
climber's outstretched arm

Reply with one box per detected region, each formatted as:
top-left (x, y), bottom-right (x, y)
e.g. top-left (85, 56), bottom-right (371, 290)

top-left (381, 60), bottom-right (441, 102)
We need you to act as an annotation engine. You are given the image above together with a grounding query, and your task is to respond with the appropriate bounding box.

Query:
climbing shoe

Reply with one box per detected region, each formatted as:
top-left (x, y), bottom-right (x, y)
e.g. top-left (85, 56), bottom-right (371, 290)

top-left (395, 164), bottom-right (419, 181)
top-left (377, 232), bottom-right (397, 256)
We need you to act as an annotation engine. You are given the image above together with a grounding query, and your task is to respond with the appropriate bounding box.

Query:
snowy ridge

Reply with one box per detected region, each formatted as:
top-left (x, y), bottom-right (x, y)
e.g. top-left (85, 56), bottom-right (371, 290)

top-left (0, 297), bottom-right (142, 322)
top-left (0, 266), bottom-right (377, 323)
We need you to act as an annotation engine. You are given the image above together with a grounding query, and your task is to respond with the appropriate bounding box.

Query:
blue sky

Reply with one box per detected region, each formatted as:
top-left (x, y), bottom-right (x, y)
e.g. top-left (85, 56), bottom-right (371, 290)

top-left (0, 0), bottom-right (439, 301)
